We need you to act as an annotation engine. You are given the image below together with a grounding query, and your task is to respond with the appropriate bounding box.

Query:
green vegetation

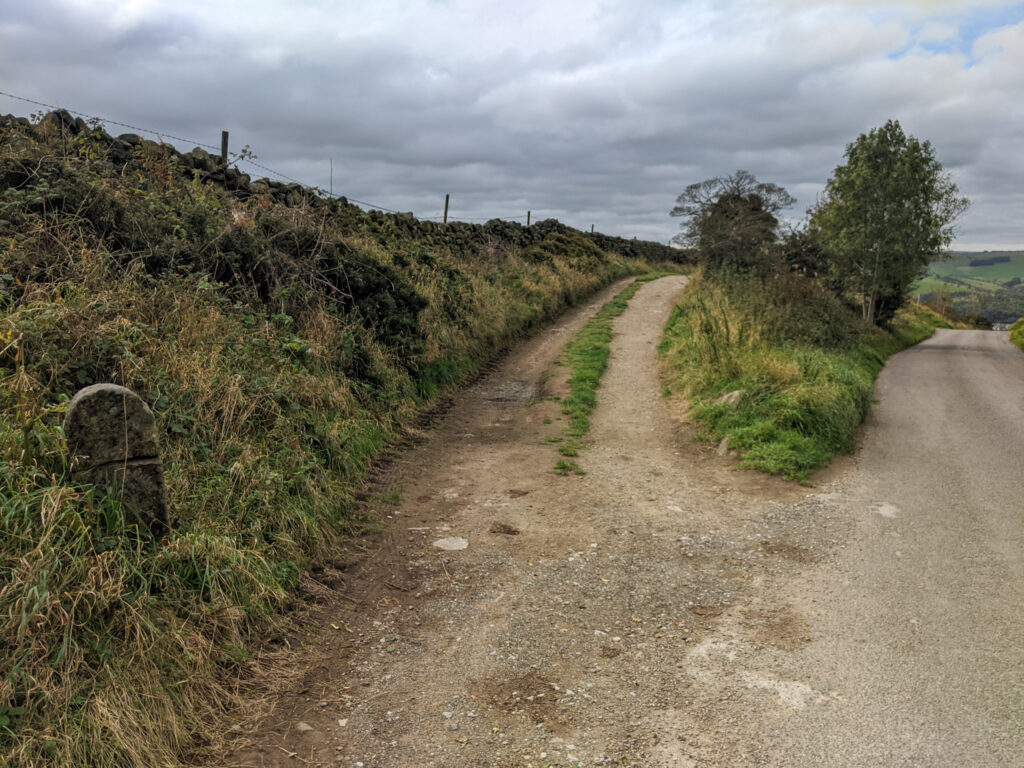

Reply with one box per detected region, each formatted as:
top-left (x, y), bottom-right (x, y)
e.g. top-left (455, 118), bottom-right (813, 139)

top-left (931, 251), bottom-right (1024, 282)
top-left (549, 272), bottom-right (681, 472)
top-left (670, 170), bottom-right (795, 276)
top-left (1010, 318), bottom-right (1024, 352)
top-left (0, 113), bottom-right (677, 767)
top-left (662, 122), bottom-right (967, 481)
top-left (558, 280), bottom-right (646, 437)
top-left (661, 274), bottom-right (952, 481)
top-left (810, 119), bottom-right (969, 326)
top-left (553, 459), bottom-right (586, 476)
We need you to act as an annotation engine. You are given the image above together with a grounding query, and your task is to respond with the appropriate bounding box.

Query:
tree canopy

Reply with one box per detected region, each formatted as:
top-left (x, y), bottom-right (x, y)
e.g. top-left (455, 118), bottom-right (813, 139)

top-left (810, 120), bottom-right (969, 325)
top-left (671, 170), bottom-right (794, 275)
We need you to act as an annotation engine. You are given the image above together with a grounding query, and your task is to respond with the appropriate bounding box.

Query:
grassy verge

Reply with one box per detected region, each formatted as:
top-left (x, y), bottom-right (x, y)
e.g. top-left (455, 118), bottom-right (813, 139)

top-left (551, 272), bottom-right (681, 471)
top-left (1010, 318), bottom-right (1024, 351)
top-left (0, 115), bottom-right (672, 767)
top-left (660, 274), bottom-right (951, 482)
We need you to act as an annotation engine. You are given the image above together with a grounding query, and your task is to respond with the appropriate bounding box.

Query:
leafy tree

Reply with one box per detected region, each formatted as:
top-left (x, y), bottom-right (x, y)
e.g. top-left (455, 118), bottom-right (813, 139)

top-left (810, 120), bottom-right (969, 325)
top-left (671, 170), bottom-right (795, 275)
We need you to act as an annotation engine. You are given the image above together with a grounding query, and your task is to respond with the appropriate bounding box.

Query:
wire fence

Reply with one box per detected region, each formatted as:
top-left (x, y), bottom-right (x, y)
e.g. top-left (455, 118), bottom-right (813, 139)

top-left (0, 90), bottom-right (542, 225)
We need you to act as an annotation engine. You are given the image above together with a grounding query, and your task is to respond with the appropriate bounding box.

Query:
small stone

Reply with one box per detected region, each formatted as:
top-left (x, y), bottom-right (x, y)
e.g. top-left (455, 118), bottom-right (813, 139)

top-left (433, 536), bottom-right (469, 551)
top-left (337, 719), bottom-right (348, 727)
top-left (319, 700), bottom-right (328, 708)
top-left (295, 721), bottom-right (315, 734)
top-left (712, 389), bottom-right (744, 407)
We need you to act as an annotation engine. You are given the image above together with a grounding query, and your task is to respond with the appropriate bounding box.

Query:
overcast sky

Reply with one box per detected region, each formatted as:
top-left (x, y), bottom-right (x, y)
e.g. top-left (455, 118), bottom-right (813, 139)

top-left (2, 0), bottom-right (1022, 249)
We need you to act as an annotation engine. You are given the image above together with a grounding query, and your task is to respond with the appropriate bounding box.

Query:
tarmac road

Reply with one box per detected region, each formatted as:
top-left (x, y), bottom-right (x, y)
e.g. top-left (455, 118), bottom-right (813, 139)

top-left (742, 329), bottom-right (1024, 766)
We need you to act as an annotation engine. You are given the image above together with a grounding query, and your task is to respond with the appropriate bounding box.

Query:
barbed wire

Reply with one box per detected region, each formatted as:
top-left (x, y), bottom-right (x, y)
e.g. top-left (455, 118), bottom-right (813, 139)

top-left (0, 90), bottom-right (540, 224)
top-left (0, 89), bottom-right (223, 154)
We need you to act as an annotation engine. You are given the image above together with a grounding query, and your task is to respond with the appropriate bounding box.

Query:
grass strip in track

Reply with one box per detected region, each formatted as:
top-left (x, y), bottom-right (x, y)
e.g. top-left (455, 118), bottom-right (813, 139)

top-left (551, 273), bottom-right (673, 472)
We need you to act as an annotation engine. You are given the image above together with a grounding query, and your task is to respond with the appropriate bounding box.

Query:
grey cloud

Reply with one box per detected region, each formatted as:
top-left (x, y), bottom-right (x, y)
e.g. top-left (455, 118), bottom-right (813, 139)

top-left (1, 0), bottom-right (1021, 248)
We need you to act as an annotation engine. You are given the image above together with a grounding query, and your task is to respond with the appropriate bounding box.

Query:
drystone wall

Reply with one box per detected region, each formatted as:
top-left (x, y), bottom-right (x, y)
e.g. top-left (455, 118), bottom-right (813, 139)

top-left (2, 109), bottom-right (688, 265)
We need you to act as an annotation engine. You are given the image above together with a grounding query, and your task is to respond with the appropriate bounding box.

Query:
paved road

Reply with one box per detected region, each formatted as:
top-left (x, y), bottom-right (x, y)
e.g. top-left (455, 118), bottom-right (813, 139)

top-left (748, 329), bottom-right (1024, 766)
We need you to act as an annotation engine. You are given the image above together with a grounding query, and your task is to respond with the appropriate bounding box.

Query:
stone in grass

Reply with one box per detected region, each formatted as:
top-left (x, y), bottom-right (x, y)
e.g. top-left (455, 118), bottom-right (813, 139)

top-left (64, 383), bottom-right (169, 537)
top-left (433, 536), bottom-right (469, 551)
top-left (712, 389), bottom-right (744, 407)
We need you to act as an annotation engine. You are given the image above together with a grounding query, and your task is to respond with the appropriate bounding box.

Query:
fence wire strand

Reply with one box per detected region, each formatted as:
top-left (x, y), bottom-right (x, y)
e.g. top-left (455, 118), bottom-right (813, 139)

top-left (0, 89), bottom-right (538, 224)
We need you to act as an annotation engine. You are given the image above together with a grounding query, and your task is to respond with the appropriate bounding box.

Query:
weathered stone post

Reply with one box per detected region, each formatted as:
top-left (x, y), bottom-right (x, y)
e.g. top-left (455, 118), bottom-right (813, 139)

top-left (64, 383), bottom-right (169, 537)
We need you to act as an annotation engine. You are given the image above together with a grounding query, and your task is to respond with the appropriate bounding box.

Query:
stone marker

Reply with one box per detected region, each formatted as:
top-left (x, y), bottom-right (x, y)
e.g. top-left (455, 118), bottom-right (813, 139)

top-left (64, 383), bottom-right (169, 537)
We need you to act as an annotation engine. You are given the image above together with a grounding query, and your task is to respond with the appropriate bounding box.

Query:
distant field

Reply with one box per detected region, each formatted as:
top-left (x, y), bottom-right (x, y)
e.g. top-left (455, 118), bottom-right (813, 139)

top-left (914, 251), bottom-right (1024, 323)
top-left (919, 251), bottom-right (1024, 292)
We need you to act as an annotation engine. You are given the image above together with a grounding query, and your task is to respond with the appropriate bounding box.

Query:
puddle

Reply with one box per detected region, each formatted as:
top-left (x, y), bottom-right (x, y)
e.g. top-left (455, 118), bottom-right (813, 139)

top-left (478, 379), bottom-right (536, 403)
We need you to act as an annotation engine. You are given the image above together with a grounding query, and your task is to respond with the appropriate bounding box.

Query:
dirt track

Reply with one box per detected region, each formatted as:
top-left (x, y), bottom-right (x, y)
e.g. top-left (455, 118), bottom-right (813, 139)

top-left (222, 282), bottom-right (1024, 767)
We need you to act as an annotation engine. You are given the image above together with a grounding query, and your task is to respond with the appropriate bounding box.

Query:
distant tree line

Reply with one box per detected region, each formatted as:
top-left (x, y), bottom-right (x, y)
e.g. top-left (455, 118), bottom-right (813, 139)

top-left (968, 255), bottom-right (1010, 267)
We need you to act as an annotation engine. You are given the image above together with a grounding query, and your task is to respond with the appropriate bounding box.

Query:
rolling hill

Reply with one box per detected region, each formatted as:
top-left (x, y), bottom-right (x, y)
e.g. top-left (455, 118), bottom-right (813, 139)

top-left (915, 251), bottom-right (1024, 324)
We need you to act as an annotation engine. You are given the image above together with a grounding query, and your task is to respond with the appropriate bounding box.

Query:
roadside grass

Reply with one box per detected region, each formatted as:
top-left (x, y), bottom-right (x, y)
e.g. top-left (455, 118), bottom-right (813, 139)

top-left (550, 271), bottom-right (684, 472)
top-left (661, 274), bottom-right (950, 482)
top-left (0, 116), bottom-right (681, 767)
top-left (1011, 318), bottom-right (1024, 351)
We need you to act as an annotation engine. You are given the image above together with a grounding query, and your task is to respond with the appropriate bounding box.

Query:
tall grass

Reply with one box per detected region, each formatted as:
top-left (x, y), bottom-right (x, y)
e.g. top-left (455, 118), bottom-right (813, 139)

top-left (1010, 317), bottom-right (1024, 351)
top-left (0, 116), bottom-right (653, 766)
top-left (661, 274), bottom-right (950, 481)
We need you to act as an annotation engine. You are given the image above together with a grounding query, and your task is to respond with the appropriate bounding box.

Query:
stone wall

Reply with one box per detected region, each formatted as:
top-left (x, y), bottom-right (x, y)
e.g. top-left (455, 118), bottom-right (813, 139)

top-left (2, 109), bottom-right (689, 265)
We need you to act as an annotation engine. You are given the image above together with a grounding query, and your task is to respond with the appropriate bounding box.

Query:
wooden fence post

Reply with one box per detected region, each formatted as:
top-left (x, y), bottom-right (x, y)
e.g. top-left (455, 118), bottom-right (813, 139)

top-left (443, 194), bottom-right (450, 224)
top-left (527, 210), bottom-right (531, 227)
top-left (220, 131), bottom-right (229, 165)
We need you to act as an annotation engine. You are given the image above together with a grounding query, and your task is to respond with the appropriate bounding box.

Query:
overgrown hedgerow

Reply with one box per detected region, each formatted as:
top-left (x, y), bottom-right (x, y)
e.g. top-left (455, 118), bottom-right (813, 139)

top-left (0, 115), bottom-right (658, 766)
top-left (660, 272), bottom-right (951, 481)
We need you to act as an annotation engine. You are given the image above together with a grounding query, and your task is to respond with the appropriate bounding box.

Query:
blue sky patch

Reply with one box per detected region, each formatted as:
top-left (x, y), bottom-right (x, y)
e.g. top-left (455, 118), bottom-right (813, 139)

top-left (886, 3), bottom-right (1024, 62)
